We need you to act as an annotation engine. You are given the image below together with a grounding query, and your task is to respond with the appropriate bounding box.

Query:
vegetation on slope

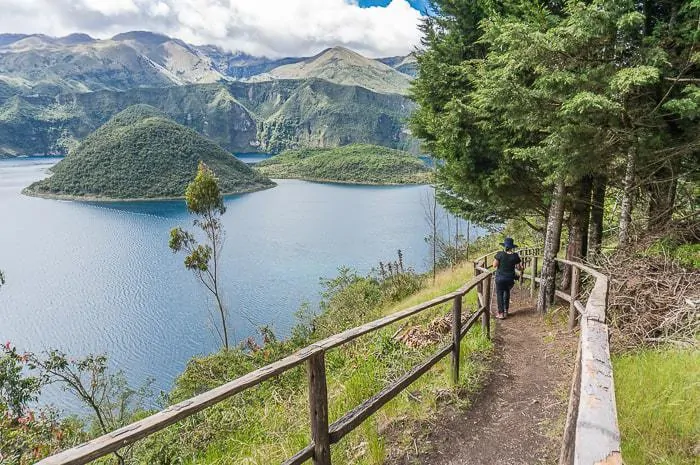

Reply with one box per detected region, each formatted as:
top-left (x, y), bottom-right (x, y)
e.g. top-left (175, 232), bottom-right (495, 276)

top-left (256, 144), bottom-right (431, 184)
top-left (130, 258), bottom-right (491, 464)
top-left (25, 105), bottom-right (274, 199)
top-left (0, 80), bottom-right (417, 157)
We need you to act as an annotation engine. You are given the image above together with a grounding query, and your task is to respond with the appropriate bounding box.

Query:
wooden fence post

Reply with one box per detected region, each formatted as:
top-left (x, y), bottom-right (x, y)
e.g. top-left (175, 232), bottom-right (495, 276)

top-left (451, 295), bottom-right (462, 384)
top-left (568, 266), bottom-right (580, 330)
top-left (308, 352), bottom-right (331, 465)
top-left (530, 256), bottom-right (538, 298)
top-left (482, 275), bottom-right (491, 339)
top-left (473, 262), bottom-right (482, 305)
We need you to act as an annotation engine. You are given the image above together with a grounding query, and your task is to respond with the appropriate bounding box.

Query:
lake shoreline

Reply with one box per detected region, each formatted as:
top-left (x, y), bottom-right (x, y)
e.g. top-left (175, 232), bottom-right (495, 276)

top-left (21, 182), bottom-right (277, 203)
top-left (252, 174), bottom-right (430, 186)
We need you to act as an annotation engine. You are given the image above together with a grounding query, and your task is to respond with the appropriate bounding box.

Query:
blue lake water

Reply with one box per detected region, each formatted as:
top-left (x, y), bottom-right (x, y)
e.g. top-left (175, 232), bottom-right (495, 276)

top-left (0, 157), bottom-right (484, 409)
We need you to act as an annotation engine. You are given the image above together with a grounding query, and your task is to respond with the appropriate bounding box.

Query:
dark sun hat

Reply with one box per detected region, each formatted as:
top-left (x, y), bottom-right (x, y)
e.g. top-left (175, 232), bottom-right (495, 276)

top-left (500, 237), bottom-right (518, 249)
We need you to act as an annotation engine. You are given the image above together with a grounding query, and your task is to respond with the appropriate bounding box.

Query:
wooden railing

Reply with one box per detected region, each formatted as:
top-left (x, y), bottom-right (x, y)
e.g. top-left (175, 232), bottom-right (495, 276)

top-left (552, 259), bottom-right (622, 465)
top-left (476, 248), bottom-right (621, 464)
top-left (36, 247), bottom-right (620, 465)
top-left (37, 252), bottom-right (515, 465)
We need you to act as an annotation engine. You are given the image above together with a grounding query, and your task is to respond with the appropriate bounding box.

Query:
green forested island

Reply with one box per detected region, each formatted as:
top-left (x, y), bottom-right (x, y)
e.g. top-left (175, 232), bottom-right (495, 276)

top-left (24, 105), bottom-right (275, 200)
top-left (256, 144), bottom-right (431, 184)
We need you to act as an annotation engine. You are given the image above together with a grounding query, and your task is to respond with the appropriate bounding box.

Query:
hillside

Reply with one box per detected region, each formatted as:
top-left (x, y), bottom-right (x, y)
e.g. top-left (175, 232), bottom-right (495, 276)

top-left (0, 32), bottom-right (418, 157)
top-left (24, 105), bottom-right (275, 200)
top-left (377, 53), bottom-right (418, 77)
top-left (249, 47), bottom-right (412, 95)
top-left (256, 144), bottom-right (430, 184)
top-left (0, 80), bottom-right (416, 157)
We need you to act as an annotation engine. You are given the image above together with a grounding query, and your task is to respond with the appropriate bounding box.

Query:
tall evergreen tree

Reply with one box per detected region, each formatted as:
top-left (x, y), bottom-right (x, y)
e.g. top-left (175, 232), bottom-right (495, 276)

top-left (412, 0), bottom-right (699, 312)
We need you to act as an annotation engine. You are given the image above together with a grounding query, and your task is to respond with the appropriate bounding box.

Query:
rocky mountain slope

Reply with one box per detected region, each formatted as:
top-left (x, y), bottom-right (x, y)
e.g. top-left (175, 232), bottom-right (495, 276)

top-left (0, 31), bottom-right (419, 157)
top-left (248, 47), bottom-right (412, 95)
top-left (25, 105), bottom-right (274, 199)
top-left (0, 79), bottom-right (416, 156)
top-left (0, 32), bottom-right (224, 96)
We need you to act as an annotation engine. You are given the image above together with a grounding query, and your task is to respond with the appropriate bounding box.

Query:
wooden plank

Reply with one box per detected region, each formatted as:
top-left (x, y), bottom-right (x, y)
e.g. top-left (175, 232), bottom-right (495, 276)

top-left (574, 319), bottom-right (621, 465)
top-left (282, 444), bottom-right (314, 465)
top-left (558, 339), bottom-right (582, 465)
top-left (531, 256), bottom-right (538, 297)
top-left (329, 341), bottom-right (453, 443)
top-left (574, 300), bottom-right (585, 315)
top-left (35, 344), bottom-right (323, 465)
top-left (568, 266), bottom-right (580, 330)
top-left (314, 272), bottom-right (494, 352)
top-left (555, 289), bottom-right (572, 303)
top-left (451, 295), bottom-right (462, 384)
top-left (583, 277), bottom-right (608, 323)
top-left (307, 352), bottom-right (331, 465)
top-left (481, 275), bottom-right (491, 339)
top-left (460, 307), bottom-right (486, 340)
top-left (555, 258), bottom-right (607, 281)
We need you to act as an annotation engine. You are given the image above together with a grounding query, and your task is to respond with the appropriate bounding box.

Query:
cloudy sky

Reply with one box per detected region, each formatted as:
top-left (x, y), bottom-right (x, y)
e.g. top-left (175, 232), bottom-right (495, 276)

top-left (0, 0), bottom-right (429, 57)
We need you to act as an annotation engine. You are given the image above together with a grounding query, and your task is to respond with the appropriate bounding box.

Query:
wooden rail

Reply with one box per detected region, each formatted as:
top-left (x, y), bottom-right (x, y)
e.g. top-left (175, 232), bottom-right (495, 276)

top-left (553, 258), bottom-right (621, 465)
top-left (36, 247), bottom-right (620, 465)
top-left (477, 247), bottom-right (621, 464)
top-left (37, 261), bottom-right (497, 465)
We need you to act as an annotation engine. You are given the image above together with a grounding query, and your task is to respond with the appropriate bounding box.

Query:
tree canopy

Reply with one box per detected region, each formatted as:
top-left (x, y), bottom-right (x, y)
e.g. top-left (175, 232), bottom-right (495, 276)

top-left (411, 0), bottom-right (699, 310)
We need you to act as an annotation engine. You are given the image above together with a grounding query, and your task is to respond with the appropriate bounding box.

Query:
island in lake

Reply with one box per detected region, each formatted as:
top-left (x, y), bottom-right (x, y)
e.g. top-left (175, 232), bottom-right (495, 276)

top-left (256, 144), bottom-right (431, 185)
top-left (23, 105), bottom-right (275, 201)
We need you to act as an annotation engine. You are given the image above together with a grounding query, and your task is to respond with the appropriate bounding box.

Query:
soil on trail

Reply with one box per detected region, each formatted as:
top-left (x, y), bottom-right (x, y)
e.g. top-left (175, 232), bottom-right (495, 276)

top-left (400, 287), bottom-right (577, 465)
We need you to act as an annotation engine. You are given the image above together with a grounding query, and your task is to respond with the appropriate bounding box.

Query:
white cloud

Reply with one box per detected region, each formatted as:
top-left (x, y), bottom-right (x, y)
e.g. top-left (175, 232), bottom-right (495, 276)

top-left (79, 0), bottom-right (139, 15)
top-left (148, 1), bottom-right (170, 17)
top-left (0, 0), bottom-right (423, 57)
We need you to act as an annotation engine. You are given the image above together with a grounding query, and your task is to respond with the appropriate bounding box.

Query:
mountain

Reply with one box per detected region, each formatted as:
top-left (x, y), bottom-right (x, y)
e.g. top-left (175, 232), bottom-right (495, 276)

top-left (377, 53), bottom-right (418, 77)
top-left (248, 47), bottom-right (412, 95)
top-left (24, 105), bottom-right (274, 199)
top-left (0, 31), bottom-right (418, 157)
top-left (197, 45), bottom-right (305, 79)
top-left (0, 31), bottom-right (225, 96)
top-left (0, 80), bottom-right (416, 157)
top-left (256, 144), bottom-right (430, 184)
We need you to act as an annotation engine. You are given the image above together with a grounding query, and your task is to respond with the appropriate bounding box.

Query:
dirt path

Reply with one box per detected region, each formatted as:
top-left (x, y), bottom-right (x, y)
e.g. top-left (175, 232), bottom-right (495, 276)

top-left (403, 287), bottom-right (577, 465)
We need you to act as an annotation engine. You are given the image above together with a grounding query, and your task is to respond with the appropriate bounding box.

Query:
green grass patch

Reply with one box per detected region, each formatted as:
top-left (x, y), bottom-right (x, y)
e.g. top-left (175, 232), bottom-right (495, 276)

top-left (613, 346), bottom-right (700, 465)
top-left (256, 144), bottom-right (431, 185)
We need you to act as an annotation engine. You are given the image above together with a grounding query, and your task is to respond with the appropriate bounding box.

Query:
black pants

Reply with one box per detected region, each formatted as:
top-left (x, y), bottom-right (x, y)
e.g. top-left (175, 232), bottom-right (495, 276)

top-left (495, 276), bottom-right (515, 313)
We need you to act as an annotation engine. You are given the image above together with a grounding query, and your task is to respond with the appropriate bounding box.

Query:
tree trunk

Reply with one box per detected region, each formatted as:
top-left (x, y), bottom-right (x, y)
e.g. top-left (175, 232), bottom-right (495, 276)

top-left (647, 159), bottom-right (678, 230)
top-left (562, 177), bottom-right (592, 290)
top-left (619, 145), bottom-right (637, 246)
top-left (215, 292), bottom-right (229, 350)
top-left (537, 180), bottom-right (567, 314)
top-left (588, 175), bottom-right (607, 256)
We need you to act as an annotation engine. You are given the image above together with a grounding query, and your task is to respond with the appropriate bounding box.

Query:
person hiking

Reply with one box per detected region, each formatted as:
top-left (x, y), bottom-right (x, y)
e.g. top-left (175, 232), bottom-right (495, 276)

top-left (492, 237), bottom-right (523, 319)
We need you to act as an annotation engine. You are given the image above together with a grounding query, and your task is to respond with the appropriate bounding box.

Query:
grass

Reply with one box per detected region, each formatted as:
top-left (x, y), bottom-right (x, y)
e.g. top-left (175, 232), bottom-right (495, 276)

top-left (613, 346), bottom-right (700, 465)
top-left (256, 144), bottom-right (431, 185)
top-left (133, 261), bottom-right (492, 464)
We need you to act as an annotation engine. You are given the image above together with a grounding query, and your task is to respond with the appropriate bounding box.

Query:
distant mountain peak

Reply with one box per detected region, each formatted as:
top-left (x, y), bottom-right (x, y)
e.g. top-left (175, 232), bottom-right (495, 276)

top-left (58, 33), bottom-right (95, 45)
top-left (111, 31), bottom-right (171, 45)
top-left (251, 44), bottom-right (411, 94)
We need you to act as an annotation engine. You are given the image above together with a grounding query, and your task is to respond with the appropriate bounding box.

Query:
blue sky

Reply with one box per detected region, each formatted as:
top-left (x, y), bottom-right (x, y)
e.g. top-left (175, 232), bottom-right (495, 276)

top-left (359, 0), bottom-right (431, 13)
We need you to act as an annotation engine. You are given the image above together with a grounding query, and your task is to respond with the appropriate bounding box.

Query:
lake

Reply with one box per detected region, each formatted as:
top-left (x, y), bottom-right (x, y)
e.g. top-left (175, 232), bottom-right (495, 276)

top-left (0, 157), bottom-right (485, 408)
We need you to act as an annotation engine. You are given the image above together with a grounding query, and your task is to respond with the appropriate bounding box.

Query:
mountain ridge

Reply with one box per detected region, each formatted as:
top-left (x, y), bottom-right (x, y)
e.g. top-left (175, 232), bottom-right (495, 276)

top-left (0, 30), bottom-right (419, 157)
